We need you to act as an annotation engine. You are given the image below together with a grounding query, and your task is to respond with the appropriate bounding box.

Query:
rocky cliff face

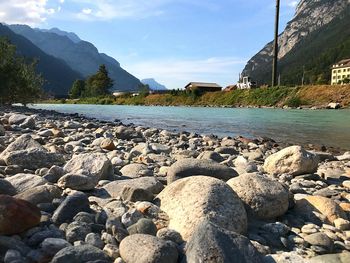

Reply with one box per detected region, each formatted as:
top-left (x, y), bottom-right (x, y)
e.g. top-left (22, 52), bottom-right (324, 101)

top-left (242, 0), bottom-right (350, 80)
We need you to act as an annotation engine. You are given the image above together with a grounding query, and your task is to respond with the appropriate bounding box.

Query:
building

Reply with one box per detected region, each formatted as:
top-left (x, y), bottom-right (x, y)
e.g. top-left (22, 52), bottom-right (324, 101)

top-left (184, 82), bottom-right (222, 92)
top-left (331, 58), bottom-right (350, 85)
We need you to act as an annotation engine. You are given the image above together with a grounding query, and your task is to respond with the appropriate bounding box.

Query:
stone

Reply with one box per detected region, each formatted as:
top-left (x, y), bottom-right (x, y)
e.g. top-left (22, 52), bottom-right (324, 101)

top-left (0, 178), bottom-right (16, 195)
top-left (120, 163), bottom-right (152, 178)
top-left (334, 218), bottom-right (350, 231)
top-left (121, 186), bottom-right (154, 202)
top-left (157, 228), bottom-right (183, 244)
top-left (157, 176), bottom-right (247, 240)
top-left (304, 232), bottom-right (333, 250)
top-left (85, 233), bottom-right (104, 249)
top-left (127, 218), bottom-right (157, 236)
top-left (0, 235), bottom-right (31, 256)
top-left (308, 252), bottom-right (350, 263)
top-left (115, 126), bottom-right (143, 140)
top-left (119, 234), bottom-right (178, 263)
top-left (264, 252), bottom-right (305, 263)
top-left (4, 148), bottom-right (64, 170)
top-left (27, 229), bottom-right (65, 247)
top-left (101, 138), bottom-right (116, 151)
top-left (150, 143), bottom-right (171, 154)
top-left (121, 209), bottom-right (144, 228)
top-left (8, 114), bottom-right (30, 125)
top-left (215, 146), bottom-right (238, 155)
top-left (65, 222), bottom-right (91, 243)
top-left (104, 177), bottom-right (164, 198)
top-left (197, 151), bottom-right (224, 162)
top-left (0, 124), bottom-right (5, 136)
top-left (184, 220), bottom-right (262, 263)
top-left (64, 152), bottom-right (113, 180)
top-left (167, 158), bottom-right (238, 184)
top-left (103, 244), bottom-right (120, 258)
top-left (0, 134), bottom-right (43, 159)
top-left (263, 146), bottom-right (319, 176)
top-left (40, 238), bottom-right (72, 257)
top-left (6, 173), bottom-right (47, 193)
top-left (294, 195), bottom-right (347, 224)
top-left (0, 195), bottom-right (41, 235)
top-left (227, 173), bottom-right (289, 219)
top-left (52, 192), bottom-right (90, 225)
top-left (4, 249), bottom-right (25, 263)
top-left (51, 244), bottom-right (110, 263)
top-left (327, 102), bottom-right (341, 109)
top-left (58, 173), bottom-right (98, 191)
top-left (15, 185), bottom-right (62, 205)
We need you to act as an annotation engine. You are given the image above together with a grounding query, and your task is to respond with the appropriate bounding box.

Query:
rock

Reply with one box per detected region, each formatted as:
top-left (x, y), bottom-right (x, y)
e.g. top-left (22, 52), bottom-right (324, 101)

top-left (0, 195), bottom-right (41, 235)
top-left (8, 114), bottom-right (30, 125)
top-left (304, 232), bottom-right (333, 250)
top-left (4, 148), bottom-right (64, 170)
top-left (327, 102), bottom-right (341, 109)
top-left (38, 129), bottom-right (54, 137)
top-left (127, 218), bottom-right (157, 236)
top-left (52, 192), bottom-right (90, 225)
top-left (5, 173), bottom-right (47, 193)
top-left (215, 146), bottom-right (238, 155)
top-left (197, 151), bottom-right (224, 162)
top-left (121, 186), bottom-right (154, 202)
top-left (294, 195), bottom-right (347, 224)
top-left (103, 177), bottom-right (164, 198)
top-left (115, 126), bottom-right (143, 140)
top-left (101, 138), bottom-right (116, 151)
top-left (334, 218), bottom-right (350, 231)
top-left (0, 134), bottom-right (43, 160)
top-left (103, 244), bottom-right (120, 258)
top-left (85, 233), bottom-right (104, 249)
top-left (64, 152), bottom-right (113, 180)
top-left (19, 116), bottom-right (35, 129)
top-left (120, 163), bottom-right (152, 178)
top-left (0, 236), bottom-right (30, 257)
top-left (0, 179), bottom-right (16, 195)
top-left (0, 124), bottom-right (5, 136)
top-left (58, 173), bottom-right (99, 191)
top-left (157, 176), bottom-right (247, 240)
top-left (121, 209), bottom-right (144, 228)
top-left (15, 185), bottom-right (62, 205)
top-left (40, 238), bottom-right (72, 257)
top-left (263, 146), bottom-right (319, 176)
top-left (167, 158), bottom-right (238, 184)
top-left (183, 220), bottom-right (263, 263)
top-left (65, 222), bottom-right (91, 243)
top-left (308, 252), bottom-right (350, 263)
top-left (264, 252), bottom-right (305, 263)
top-left (157, 228), bottom-right (183, 244)
top-left (227, 173), bottom-right (289, 219)
top-left (150, 143), bottom-right (171, 154)
top-left (119, 234), bottom-right (178, 263)
top-left (4, 249), bottom-right (25, 263)
top-left (51, 244), bottom-right (110, 263)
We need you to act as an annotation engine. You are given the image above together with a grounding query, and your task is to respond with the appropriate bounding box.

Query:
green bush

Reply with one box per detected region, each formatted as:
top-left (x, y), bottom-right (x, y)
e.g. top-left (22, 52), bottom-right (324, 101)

top-left (285, 96), bottom-right (302, 107)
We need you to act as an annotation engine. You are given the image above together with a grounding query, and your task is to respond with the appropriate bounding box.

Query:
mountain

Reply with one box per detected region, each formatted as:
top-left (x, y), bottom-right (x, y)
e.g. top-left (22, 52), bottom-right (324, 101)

top-left (9, 24), bottom-right (141, 92)
top-left (37, 27), bottom-right (81, 43)
top-left (242, 0), bottom-right (350, 86)
top-left (0, 23), bottom-right (82, 96)
top-left (141, 78), bottom-right (167, 90)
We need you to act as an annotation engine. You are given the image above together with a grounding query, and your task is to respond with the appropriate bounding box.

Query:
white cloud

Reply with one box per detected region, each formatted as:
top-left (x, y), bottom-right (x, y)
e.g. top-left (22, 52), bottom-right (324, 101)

top-left (73, 0), bottom-right (173, 21)
top-left (0, 0), bottom-right (58, 26)
top-left (81, 8), bottom-right (92, 15)
top-left (286, 0), bottom-right (298, 8)
top-left (125, 57), bottom-right (246, 89)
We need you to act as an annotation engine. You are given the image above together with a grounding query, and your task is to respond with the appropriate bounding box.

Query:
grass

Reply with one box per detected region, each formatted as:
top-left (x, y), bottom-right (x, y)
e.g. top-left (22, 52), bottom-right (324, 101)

top-left (41, 85), bottom-right (350, 108)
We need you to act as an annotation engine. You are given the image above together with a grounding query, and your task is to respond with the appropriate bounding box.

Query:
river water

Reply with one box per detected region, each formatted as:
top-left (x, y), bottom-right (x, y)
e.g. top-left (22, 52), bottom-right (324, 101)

top-left (31, 104), bottom-right (350, 150)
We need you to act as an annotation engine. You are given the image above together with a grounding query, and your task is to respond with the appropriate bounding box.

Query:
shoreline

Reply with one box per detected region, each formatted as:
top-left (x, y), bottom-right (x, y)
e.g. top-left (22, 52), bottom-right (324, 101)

top-left (30, 104), bottom-right (350, 154)
top-left (0, 105), bottom-right (350, 262)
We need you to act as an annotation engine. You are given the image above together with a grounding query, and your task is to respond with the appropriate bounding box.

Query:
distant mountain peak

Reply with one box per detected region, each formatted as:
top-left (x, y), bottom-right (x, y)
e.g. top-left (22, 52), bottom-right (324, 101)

top-left (141, 78), bottom-right (167, 90)
top-left (35, 27), bottom-right (81, 43)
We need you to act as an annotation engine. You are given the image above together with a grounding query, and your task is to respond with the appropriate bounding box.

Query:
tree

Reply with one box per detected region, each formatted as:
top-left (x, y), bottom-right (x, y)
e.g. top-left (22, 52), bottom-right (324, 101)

top-left (85, 65), bottom-right (113, 97)
top-left (0, 37), bottom-right (43, 105)
top-left (69, 79), bottom-right (86, 98)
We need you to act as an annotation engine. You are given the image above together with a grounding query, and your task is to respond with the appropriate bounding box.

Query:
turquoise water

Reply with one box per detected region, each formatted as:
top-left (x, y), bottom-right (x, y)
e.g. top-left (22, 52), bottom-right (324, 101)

top-left (32, 104), bottom-right (350, 150)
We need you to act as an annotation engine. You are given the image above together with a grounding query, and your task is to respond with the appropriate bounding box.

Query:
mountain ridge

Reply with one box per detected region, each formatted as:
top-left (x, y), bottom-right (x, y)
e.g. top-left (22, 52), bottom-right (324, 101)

top-left (0, 23), bottom-right (82, 96)
top-left (141, 78), bottom-right (168, 91)
top-left (242, 0), bottom-right (350, 85)
top-left (8, 24), bottom-right (141, 92)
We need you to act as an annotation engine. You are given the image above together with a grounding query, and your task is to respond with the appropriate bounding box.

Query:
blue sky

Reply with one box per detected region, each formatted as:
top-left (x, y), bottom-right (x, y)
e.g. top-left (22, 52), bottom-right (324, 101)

top-left (0, 0), bottom-right (299, 89)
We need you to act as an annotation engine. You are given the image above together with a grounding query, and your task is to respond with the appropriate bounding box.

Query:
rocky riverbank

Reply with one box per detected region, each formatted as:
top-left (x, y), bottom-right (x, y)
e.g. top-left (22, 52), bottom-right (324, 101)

top-left (0, 106), bottom-right (350, 263)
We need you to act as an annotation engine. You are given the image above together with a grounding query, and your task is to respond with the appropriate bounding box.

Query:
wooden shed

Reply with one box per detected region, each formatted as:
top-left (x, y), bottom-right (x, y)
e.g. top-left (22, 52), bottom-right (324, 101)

top-left (184, 82), bottom-right (222, 92)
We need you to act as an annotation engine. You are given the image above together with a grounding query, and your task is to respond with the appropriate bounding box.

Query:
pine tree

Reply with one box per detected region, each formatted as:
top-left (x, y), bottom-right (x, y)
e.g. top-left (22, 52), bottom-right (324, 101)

top-left (85, 65), bottom-right (113, 97)
top-left (0, 37), bottom-right (43, 105)
top-left (69, 79), bottom-right (86, 98)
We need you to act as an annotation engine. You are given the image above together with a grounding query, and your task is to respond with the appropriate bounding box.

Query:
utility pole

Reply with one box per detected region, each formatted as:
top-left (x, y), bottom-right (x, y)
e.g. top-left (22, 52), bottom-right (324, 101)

top-left (272, 0), bottom-right (280, 87)
top-left (301, 66), bottom-right (305, 86)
